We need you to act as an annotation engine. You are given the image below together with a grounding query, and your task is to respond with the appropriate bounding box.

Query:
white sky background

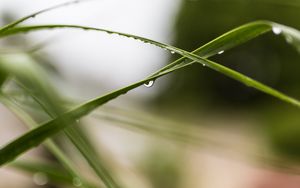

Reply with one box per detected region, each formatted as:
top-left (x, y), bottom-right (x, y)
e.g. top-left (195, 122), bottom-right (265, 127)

top-left (0, 0), bottom-right (181, 100)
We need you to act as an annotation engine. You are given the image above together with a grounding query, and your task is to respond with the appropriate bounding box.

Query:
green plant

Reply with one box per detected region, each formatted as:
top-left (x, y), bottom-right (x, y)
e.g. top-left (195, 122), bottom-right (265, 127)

top-left (1, 1), bottom-right (300, 187)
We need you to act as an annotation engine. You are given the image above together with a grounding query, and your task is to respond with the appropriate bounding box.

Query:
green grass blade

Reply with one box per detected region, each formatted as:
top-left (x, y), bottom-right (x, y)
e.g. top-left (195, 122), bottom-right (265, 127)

top-left (1, 21), bottom-right (300, 166)
top-left (0, 54), bottom-right (121, 188)
top-left (0, 0), bottom-right (88, 33)
top-left (65, 127), bottom-right (121, 188)
top-left (149, 20), bottom-right (272, 77)
top-left (11, 160), bottom-right (100, 187)
top-left (11, 161), bottom-right (75, 186)
top-left (0, 94), bottom-right (95, 188)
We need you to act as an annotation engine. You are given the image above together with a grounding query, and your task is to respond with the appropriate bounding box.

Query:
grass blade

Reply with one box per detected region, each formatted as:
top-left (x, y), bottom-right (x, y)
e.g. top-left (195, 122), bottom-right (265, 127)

top-left (0, 94), bottom-right (96, 188)
top-left (0, 54), bottom-right (121, 188)
top-left (11, 161), bottom-right (75, 186)
top-left (1, 21), bottom-right (300, 166)
top-left (65, 127), bottom-right (121, 188)
top-left (0, 0), bottom-right (89, 33)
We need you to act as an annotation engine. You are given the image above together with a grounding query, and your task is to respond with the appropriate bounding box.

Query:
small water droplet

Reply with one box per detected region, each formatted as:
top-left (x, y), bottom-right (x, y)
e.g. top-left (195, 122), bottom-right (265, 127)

top-left (144, 80), bottom-right (155, 88)
top-left (171, 51), bottom-right (175, 54)
top-left (73, 177), bottom-right (82, 187)
top-left (33, 172), bottom-right (48, 186)
top-left (76, 119), bottom-right (80, 123)
top-left (272, 27), bottom-right (282, 35)
top-left (218, 50), bottom-right (224, 55)
top-left (202, 64), bottom-right (206, 67)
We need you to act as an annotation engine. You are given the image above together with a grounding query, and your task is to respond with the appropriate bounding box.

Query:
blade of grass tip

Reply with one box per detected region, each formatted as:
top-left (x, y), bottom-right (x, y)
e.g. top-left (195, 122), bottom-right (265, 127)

top-left (0, 94), bottom-right (95, 188)
top-left (150, 21), bottom-right (272, 76)
top-left (1, 21), bottom-right (300, 166)
top-left (0, 0), bottom-right (91, 33)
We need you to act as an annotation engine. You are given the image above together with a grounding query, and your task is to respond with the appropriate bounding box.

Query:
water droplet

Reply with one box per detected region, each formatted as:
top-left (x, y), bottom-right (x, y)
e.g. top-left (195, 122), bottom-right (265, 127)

top-left (171, 51), bottom-right (175, 54)
top-left (144, 80), bottom-right (155, 88)
top-left (33, 172), bottom-right (48, 186)
top-left (218, 50), bottom-right (224, 55)
top-left (73, 177), bottom-right (82, 187)
top-left (272, 27), bottom-right (282, 35)
top-left (202, 64), bottom-right (206, 67)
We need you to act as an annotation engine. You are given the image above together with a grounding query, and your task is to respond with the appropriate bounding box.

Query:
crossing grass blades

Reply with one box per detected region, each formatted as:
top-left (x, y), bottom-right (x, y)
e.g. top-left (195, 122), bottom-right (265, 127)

top-left (1, 1), bottom-right (300, 187)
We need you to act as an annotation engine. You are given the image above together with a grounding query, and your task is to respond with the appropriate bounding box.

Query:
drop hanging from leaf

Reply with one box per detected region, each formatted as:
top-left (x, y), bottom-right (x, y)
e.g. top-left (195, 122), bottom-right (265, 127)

top-left (218, 50), bottom-right (224, 54)
top-left (144, 80), bottom-right (155, 88)
top-left (33, 172), bottom-right (48, 186)
top-left (73, 177), bottom-right (82, 187)
top-left (272, 27), bottom-right (282, 35)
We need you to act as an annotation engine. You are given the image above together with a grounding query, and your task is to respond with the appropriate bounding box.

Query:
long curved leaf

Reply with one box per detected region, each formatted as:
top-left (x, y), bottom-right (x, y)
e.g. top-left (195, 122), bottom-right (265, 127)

top-left (0, 0), bottom-right (89, 33)
top-left (1, 21), bottom-right (300, 166)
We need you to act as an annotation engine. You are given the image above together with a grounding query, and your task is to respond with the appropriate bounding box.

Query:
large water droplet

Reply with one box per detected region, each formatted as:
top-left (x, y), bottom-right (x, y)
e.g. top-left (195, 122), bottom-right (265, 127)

top-left (218, 50), bottom-right (224, 55)
top-left (272, 27), bottom-right (282, 35)
top-left (73, 177), bottom-right (82, 187)
top-left (33, 172), bottom-right (48, 186)
top-left (144, 80), bottom-right (155, 88)
top-left (171, 51), bottom-right (175, 54)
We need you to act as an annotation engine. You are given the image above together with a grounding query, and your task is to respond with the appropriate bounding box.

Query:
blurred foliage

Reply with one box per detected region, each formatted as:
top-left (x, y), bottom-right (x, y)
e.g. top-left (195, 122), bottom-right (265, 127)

top-left (140, 147), bottom-right (182, 188)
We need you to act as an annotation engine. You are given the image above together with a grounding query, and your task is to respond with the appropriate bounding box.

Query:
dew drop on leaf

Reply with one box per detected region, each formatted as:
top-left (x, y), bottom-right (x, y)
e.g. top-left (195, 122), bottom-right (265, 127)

top-left (272, 27), bottom-right (282, 35)
top-left (218, 50), bottom-right (224, 55)
top-left (144, 80), bottom-right (155, 88)
top-left (33, 172), bottom-right (48, 186)
top-left (73, 177), bottom-right (82, 187)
